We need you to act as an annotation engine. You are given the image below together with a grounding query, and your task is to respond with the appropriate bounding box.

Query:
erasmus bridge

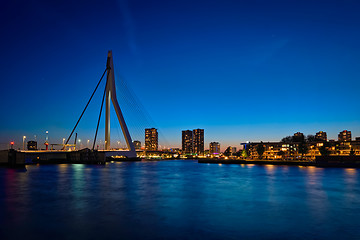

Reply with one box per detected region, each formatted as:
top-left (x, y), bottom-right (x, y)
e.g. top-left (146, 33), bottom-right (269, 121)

top-left (62, 50), bottom-right (137, 159)
top-left (1, 51), bottom-right (143, 165)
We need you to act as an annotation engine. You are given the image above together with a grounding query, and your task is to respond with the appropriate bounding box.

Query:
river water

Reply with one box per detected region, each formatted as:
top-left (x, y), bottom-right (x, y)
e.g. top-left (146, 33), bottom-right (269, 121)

top-left (0, 160), bottom-right (359, 239)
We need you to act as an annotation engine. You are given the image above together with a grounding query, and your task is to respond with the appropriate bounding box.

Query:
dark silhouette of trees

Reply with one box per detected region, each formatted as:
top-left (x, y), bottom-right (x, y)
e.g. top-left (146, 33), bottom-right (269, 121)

top-left (242, 148), bottom-right (250, 158)
top-left (306, 135), bottom-right (316, 142)
top-left (281, 136), bottom-right (293, 143)
top-left (256, 142), bottom-right (265, 159)
top-left (298, 142), bottom-right (308, 159)
top-left (293, 134), bottom-right (305, 143)
top-left (319, 142), bottom-right (330, 156)
top-left (278, 150), bottom-right (285, 159)
top-left (234, 150), bottom-right (242, 157)
top-left (350, 148), bottom-right (355, 156)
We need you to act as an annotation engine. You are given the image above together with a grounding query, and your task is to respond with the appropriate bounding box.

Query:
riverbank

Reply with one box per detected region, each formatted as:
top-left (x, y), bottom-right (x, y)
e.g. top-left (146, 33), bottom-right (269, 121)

top-left (198, 157), bottom-right (360, 168)
top-left (198, 158), bottom-right (315, 166)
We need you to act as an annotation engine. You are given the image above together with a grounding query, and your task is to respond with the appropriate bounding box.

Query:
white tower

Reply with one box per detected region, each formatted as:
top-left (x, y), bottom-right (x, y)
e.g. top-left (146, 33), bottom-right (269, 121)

top-left (104, 51), bottom-right (136, 158)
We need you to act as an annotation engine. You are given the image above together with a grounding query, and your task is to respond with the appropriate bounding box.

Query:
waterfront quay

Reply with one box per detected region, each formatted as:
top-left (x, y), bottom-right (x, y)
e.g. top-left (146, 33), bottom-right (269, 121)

top-left (0, 149), bottom-right (142, 167)
top-left (198, 156), bottom-right (360, 168)
top-left (198, 158), bottom-right (315, 166)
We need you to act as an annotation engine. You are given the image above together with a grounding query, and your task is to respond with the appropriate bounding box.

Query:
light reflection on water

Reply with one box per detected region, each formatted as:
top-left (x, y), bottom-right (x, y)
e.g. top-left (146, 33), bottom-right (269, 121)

top-left (0, 160), bottom-right (360, 239)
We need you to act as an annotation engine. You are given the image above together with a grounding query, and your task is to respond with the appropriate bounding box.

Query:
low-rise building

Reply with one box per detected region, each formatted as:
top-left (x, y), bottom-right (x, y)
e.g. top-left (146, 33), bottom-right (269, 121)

top-left (315, 131), bottom-right (327, 141)
top-left (338, 130), bottom-right (352, 142)
top-left (209, 142), bottom-right (220, 155)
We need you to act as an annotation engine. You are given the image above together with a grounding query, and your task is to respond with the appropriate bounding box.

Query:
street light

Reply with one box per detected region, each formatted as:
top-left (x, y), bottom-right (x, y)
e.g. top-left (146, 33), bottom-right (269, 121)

top-left (23, 136), bottom-right (26, 150)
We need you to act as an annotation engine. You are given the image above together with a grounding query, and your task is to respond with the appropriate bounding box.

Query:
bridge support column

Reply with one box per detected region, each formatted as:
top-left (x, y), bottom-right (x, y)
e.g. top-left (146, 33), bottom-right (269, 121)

top-left (104, 51), bottom-right (136, 158)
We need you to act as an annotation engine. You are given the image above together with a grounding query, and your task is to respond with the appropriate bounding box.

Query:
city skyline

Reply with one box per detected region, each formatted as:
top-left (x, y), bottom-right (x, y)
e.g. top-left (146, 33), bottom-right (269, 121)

top-left (1, 0), bottom-right (360, 149)
top-left (9, 127), bottom-right (359, 153)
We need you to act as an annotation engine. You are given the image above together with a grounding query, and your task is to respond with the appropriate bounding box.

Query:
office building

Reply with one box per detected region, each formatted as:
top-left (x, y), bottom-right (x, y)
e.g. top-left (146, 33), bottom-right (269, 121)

top-left (145, 128), bottom-right (158, 151)
top-left (193, 129), bottom-right (204, 155)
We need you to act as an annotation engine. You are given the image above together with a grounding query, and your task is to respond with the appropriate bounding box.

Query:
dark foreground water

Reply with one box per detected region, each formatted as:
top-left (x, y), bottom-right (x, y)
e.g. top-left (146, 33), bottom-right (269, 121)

top-left (0, 160), bottom-right (360, 239)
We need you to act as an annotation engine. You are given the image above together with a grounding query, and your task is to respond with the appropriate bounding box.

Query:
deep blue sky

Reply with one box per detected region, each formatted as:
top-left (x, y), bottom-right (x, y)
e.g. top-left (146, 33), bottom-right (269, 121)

top-left (1, 0), bottom-right (359, 150)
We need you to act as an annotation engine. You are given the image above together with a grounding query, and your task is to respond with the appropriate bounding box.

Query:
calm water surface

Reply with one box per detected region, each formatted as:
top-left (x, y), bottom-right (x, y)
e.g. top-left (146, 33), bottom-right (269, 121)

top-left (0, 160), bottom-right (359, 239)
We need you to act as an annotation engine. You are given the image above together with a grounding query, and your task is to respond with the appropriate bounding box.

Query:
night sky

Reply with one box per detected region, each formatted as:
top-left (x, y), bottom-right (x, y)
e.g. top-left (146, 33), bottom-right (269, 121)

top-left (1, 0), bottom-right (360, 150)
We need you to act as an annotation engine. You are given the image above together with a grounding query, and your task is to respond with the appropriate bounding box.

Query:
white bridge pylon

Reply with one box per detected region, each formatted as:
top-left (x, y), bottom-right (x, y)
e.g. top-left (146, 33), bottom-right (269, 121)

top-left (104, 50), bottom-right (136, 158)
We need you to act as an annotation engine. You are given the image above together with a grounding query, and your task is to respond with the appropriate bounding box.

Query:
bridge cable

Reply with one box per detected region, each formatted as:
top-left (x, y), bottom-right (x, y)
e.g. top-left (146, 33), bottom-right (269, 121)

top-left (115, 74), bottom-right (171, 149)
top-left (92, 82), bottom-right (107, 150)
top-left (65, 68), bottom-right (108, 146)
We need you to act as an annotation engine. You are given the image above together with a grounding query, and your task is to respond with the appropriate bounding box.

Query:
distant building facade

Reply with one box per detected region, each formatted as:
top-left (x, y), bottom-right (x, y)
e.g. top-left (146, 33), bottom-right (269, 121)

top-left (315, 131), bottom-right (327, 141)
top-left (27, 141), bottom-right (37, 150)
top-left (338, 130), bottom-right (351, 142)
top-left (182, 130), bottom-right (193, 154)
top-left (209, 142), bottom-right (220, 154)
top-left (145, 128), bottom-right (158, 151)
top-left (192, 129), bottom-right (204, 155)
top-left (133, 140), bottom-right (141, 150)
top-left (224, 146), bottom-right (237, 156)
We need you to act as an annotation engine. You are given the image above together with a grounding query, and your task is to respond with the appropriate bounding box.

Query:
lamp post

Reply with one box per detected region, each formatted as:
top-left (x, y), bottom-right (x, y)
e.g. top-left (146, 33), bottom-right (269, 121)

top-left (23, 136), bottom-right (26, 151)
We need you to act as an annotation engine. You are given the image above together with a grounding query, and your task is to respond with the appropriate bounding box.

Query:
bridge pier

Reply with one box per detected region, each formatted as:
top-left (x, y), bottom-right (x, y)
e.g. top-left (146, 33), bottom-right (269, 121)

top-left (0, 149), bottom-right (25, 167)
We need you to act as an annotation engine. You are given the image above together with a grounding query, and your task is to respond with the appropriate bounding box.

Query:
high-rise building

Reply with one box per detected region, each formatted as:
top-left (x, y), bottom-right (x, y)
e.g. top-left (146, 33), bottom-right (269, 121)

top-left (209, 142), bottom-right (220, 154)
top-left (133, 140), bottom-right (141, 150)
top-left (193, 129), bottom-right (204, 155)
top-left (338, 130), bottom-right (351, 142)
top-left (315, 131), bottom-right (327, 141)
top-left (182, 130), bottom-right (193, 154)
top-left (145, 128), bottom-right (158, 150)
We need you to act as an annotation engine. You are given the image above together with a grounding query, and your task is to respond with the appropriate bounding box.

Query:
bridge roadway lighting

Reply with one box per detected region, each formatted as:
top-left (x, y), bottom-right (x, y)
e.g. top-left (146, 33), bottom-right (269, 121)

top-left (23, 136), bottom-right (26, 150)
top-left (87, 139), bottom-right (90, 148)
